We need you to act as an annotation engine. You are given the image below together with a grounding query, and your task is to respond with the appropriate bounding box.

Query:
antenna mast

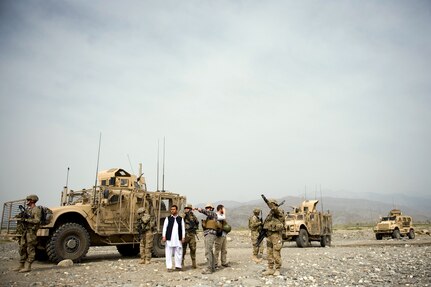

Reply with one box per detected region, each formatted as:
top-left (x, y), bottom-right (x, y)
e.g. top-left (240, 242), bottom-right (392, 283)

top-left (127, 154), bottom-right (135, 174)
top-left (93, 133), bottom-right (102, 203)
top-left (65, 167), bottom-right (70, 188)
top-left (157, 140), bottom-right (160, 191)
top-left (162, 137), bottom-right (166, 192)
top-left (320, 184), bottom-right (323, 212)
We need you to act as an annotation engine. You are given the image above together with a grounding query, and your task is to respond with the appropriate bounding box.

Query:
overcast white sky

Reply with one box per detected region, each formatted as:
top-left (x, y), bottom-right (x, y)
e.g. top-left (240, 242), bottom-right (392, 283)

top-left (0, 1), bottom-right (430, 208)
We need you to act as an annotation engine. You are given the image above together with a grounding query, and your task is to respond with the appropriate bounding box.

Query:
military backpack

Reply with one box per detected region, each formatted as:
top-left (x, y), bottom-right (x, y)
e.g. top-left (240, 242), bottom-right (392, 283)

top-left (39, 206), bottom-right (53, 226)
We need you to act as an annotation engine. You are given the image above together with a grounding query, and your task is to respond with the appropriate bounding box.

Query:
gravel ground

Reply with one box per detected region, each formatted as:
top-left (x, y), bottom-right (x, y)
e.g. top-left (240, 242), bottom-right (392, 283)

top-left (1, 229), bottom-right (430, 287)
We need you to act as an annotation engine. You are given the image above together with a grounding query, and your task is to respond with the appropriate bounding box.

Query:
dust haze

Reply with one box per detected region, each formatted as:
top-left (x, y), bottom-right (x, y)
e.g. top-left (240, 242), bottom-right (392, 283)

top-left (0, 1), bottom-right (430, 208)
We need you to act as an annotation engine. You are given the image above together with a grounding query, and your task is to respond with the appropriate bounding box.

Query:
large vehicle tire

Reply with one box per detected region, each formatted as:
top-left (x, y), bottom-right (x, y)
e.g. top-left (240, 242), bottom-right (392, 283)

top-left (326, 235), bottom-right (332, 246)
top-left (296, 229), bottom-right (309, 248)
top-left (320, 235), bottom-right (327, 247)
top-left (408, 229), bottom-right (415, 239)
top-left (117, 244), bottom-right (140, 257)
top-left (152, 233), bottom-right (165, 257)
top-left (46, 223), bottom-right (91, 263)
top-left (375, 233), bottom-right (383, 240)
top-left (392, 229), bottom-right (401, 240)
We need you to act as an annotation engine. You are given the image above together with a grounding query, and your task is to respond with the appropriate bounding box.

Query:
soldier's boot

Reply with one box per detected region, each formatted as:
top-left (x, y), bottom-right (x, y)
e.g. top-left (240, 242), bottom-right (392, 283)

top-left (192, 259), bottom-right (197, 269)
top-left (13, 263), bottom-right (25, 271)
top-left (273, 269), bottom-right (281, 276)
top-left (145, 258), bottom-right (151, 264)
top-left (252, 255), bottom-right (262, 263)
top-left (18, 262), bottom-right (32, 273)
top-left (262, 268), bottom-right (275, 276)
top-left (182, 259), bottom-right (185, 267)
top-left (201, 268), bottom-right (213, 274)
top-left (139, 258), bottom-right (146, 264)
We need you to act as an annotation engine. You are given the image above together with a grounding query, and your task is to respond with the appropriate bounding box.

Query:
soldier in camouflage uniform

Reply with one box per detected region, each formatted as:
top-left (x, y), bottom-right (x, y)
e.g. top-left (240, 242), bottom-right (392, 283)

top-left (262, 199), bottom-right (285, 276)
top-left (13, 194), bottom-right (41, 273)
top-left (249, 207), bottom-right (264, 263)
top-left (137, 207), bottom-right (154, 264)
top-left (182, 204), bottom-right (199, 269)
top-left (196, 203), bottom-right (218, 274)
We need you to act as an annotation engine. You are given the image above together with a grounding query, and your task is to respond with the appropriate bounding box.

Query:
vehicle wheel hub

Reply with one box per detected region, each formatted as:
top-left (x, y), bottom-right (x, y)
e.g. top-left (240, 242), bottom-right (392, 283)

top-left (65, 237), bottom-right (79, 251)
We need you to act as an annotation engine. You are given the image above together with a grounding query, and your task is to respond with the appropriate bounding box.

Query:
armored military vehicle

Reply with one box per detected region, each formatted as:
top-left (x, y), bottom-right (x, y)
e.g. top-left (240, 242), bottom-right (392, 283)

top-left (283, 200), bottom-right (332, 247)
top-left (1, 167), bottom-right (186, 262)
top-left (373, 209), bottom-right (415, 240)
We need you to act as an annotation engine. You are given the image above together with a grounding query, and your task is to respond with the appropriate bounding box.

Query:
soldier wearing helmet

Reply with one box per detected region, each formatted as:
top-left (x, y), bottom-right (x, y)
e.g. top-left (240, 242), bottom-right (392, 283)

top-left (26, 195), bottom-right (39, 202)
top-left (13, 194), bottom-right (42, 273)
top-left (136, 206), bottom-right (154, 264)
top-left (261, 198), bottom-right (285, 276)
top-left (196, 203), bottom-right (219, 274)
top-left (182, 204), bottom-right (199, 269)
top-left (249, 207), bottom-right (264, 263)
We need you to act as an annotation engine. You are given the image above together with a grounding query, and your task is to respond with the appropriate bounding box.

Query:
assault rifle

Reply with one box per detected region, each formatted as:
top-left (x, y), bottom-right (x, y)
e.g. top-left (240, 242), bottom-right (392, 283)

top-left (261, 194), bottom-right (285, 208)
top-left (137, 218), bottom-right (143, 240)
top-left (185, 212), bottom-right (200, 240)
top-left (17, 205), bottom-right (30, 220)
top-left (15, 205), bottom-right (29, 234)
top-left (255, 194), bottom-right (285, 247)
top-left (185, 213), bottom-right (198, 231)
top-left (260, 209), bottom-right (263, 228)
top-left (255, 209), bottom-right (266, 247)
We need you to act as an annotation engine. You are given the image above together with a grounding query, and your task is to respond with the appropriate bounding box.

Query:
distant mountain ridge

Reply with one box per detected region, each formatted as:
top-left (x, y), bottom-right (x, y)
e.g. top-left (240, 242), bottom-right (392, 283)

top-left (196, 194), bottom-right (431, 228)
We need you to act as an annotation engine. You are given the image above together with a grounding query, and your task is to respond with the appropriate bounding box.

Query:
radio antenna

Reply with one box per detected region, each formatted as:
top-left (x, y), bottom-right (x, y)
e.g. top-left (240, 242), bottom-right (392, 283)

top-left (162, 137), bottom-right (166, 192)
top-left (93, 132), bottom-right (102, 203)
top-left (127, 154), bottom-right (135, 174)
top-left (65, 167), bottom-right (70, 188)
top-left (320, 185), bottom-right (324, 212)
top-left (157, 139), bottom-right (160, 191)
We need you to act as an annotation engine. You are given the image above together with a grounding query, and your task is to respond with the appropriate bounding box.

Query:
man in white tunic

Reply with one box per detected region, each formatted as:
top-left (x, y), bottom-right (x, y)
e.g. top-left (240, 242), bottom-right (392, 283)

top-left (162, 205), bottom-right (185, 271)
top-left (214, 204), bottom-right (230, 268)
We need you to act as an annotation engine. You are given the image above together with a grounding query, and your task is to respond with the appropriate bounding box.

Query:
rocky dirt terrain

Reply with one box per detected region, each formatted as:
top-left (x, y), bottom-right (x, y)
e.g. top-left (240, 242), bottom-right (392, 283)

top-left (1, 229), bottom-right (430, 287)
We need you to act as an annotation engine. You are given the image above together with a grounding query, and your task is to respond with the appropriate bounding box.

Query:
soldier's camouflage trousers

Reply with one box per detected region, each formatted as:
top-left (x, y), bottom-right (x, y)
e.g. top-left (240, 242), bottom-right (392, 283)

top-left (19, 230), bottom-right (38, 264)
top-left (251, 230), bottom-right (265, 256)
top-left (140, 231), bottom-right (154, 261)
top-left (266, 231), bottom-right (282, 270)
top-left (204, 233), bottom-right (217, 272)
top-left (182, 232), bottom-right (197, 261)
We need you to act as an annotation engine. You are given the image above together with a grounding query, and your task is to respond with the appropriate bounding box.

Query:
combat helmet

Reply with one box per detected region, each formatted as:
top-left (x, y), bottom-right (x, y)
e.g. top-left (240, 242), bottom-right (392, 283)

top-left (26, 194), bottom-right (39, 202)
top-left (268, 199), bottom-right (278, 207)
top-left (205, 203), bottom-right (214, 209)
top-left (253, 208), bottom-right (261, 214)
top-left (185, 204), bottom-right (193, 209)
top-left (137, 207), bottom-right (146, 214)
top-left (223, 223), bottom-right (232, 233)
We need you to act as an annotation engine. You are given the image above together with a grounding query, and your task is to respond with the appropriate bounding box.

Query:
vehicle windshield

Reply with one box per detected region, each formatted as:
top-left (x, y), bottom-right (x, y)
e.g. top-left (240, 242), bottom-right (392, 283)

top-left (382, 216), bottom-right (396, 221)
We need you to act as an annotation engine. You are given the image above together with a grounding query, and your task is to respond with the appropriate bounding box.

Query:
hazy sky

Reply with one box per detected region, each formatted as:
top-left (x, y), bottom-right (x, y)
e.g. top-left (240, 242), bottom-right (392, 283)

top-left (1, 1), bottom-right (430, 208)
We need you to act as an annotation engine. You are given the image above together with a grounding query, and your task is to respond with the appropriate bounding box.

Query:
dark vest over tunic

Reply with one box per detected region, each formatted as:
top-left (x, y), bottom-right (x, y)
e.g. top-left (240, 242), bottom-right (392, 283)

top-left (166, 215), bottom-right (183, 240)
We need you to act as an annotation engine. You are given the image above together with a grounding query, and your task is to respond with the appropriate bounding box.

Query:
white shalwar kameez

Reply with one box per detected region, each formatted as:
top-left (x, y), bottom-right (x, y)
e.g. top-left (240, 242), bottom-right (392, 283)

top-left (162, 216), bottom-right (185, 269)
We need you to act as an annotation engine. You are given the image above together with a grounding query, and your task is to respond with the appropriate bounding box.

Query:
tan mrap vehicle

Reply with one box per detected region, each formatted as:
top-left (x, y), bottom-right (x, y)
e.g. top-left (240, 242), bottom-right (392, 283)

top-left (283, 200), bottom-right (332, 247)
top-left (373, 209), bottom-right (415, 240)
top-left (1, 167), bottom-right (186, 263)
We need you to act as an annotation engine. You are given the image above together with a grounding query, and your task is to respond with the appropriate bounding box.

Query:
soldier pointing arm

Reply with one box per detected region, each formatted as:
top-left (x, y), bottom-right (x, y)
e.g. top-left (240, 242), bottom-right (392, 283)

top-left (195, 203), bottom-right (219, 274)
top-left (261, 195), bottom-right (285, 276)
